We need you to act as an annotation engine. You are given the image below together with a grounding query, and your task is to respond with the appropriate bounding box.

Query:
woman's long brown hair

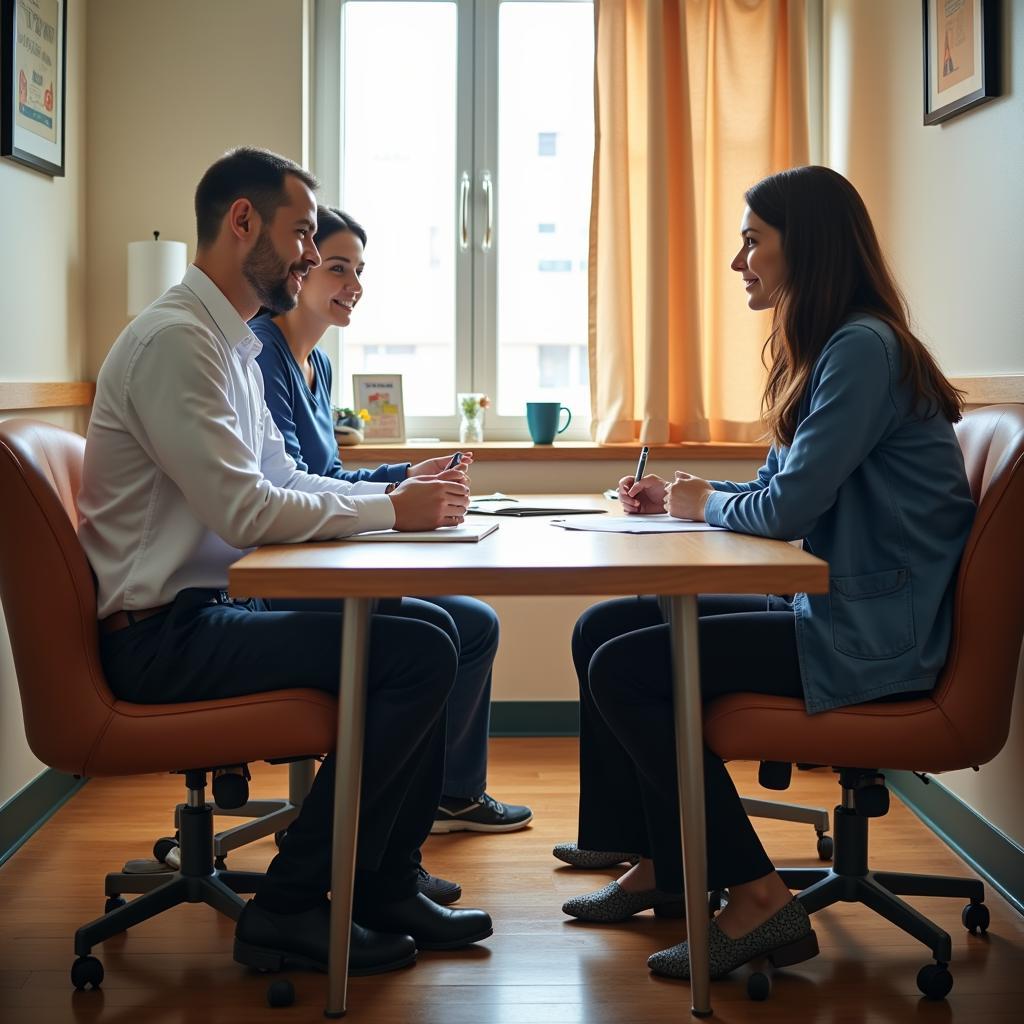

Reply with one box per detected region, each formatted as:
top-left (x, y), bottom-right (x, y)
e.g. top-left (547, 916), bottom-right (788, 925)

top-left (745, 166), bottom-right (964, 447)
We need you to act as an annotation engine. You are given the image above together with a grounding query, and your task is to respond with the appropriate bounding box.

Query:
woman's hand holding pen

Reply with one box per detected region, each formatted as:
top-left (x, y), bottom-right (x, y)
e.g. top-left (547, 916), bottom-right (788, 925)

top-left (619, 473), bottom-right (668, 514)
top-left (665, 471), bottom-right (714, 521)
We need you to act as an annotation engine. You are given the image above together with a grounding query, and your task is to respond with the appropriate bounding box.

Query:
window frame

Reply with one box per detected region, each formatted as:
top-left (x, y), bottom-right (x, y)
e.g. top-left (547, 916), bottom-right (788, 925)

top-left (313, 0), bottom-right (594, 441)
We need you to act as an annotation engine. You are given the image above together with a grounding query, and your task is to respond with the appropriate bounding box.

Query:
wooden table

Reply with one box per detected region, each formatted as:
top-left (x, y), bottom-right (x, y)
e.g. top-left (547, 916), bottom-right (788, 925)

top-left (229, 496), bottom-right (828, 1018)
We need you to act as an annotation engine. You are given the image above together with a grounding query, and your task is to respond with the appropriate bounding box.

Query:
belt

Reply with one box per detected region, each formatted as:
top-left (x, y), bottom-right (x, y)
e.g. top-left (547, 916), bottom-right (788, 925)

top-left (98, 604), bottom-right (173, 634)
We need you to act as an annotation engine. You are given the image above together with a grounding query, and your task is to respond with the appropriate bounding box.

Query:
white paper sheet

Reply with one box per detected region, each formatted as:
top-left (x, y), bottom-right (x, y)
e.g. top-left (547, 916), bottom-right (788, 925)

top-left (549, 514), bottom-right (726, 534)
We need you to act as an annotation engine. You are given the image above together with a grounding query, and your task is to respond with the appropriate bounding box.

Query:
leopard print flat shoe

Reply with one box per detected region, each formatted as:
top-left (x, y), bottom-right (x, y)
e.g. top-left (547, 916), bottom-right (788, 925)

top-left (552, 842), bottom-right (641, 869)
top-left (562, 881), bottom-right (685, 923)
top-left (647, 899), bottom-right (818, 980)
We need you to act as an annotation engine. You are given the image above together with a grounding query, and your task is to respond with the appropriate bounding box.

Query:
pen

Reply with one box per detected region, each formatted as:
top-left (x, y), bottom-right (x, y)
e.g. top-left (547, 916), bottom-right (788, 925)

top-left (445, 452), bottom-right (464, 470)
top-left (633, 445), bottom-right (649, 486)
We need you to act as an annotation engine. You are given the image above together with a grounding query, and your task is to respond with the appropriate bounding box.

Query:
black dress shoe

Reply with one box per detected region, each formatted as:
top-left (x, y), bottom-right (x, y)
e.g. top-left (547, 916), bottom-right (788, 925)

top-left (358, 892), bottom-right (493, 951)
top-left (233, 900), bottom-right (416, 977)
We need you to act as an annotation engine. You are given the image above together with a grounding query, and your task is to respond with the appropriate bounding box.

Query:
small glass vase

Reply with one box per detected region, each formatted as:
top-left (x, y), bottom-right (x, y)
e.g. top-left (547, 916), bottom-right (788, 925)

top-left (460, 412), bottom-right (484, 444)
top-left (457, 393), bottom-right (486, 444)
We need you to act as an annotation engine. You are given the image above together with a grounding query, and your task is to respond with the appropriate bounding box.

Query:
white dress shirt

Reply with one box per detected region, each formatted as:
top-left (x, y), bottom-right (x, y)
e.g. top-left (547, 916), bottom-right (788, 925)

top-left (79, 265), bottom-right (395, 618)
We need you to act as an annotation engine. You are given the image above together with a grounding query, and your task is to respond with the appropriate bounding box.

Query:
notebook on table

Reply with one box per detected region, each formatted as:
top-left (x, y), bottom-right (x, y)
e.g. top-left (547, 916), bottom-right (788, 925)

top-left (467, 497), bottom-right (607, 517)
top-left (343, 522), bottom-right (500, 543)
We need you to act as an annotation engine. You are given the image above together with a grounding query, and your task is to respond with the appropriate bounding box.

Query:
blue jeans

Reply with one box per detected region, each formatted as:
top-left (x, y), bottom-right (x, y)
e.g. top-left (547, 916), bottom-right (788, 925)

top-left (400, 596), bottom-right (499, 799)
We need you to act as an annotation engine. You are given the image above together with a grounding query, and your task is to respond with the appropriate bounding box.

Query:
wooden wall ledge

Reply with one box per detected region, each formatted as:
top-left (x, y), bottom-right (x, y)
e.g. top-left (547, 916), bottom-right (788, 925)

top-left (0, 381), bottom-right (95, 410)
top-left (342, 440), bottom-right (770, 462)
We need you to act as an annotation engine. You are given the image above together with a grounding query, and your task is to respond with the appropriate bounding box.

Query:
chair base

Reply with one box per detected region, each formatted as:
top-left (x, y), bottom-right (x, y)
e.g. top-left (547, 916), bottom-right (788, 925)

top-left (76, 868), bottom-right (262, 957)
top-left (76, 770), bottom-right (268, 961)
top-left (741, 795), bottom-right (832, 859)
top-left (780, 865), bottom-right (983, 963)
top-left (778, 800), bottom-right (985, 964)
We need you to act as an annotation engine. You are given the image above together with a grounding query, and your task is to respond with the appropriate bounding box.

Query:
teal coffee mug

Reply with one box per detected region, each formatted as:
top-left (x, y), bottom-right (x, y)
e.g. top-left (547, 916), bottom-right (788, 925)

top-left (526, 402), bottom-right (572, 444)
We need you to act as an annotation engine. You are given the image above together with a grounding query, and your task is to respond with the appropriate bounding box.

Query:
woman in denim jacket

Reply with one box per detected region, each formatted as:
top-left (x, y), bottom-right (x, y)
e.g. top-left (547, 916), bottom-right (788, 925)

top-left (558, 166), bottom-right (974, 981)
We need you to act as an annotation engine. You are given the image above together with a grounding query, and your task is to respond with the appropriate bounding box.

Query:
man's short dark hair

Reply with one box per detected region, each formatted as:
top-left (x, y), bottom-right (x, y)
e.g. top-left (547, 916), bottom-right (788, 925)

top-left (194, 147), bottom-right (318, 248)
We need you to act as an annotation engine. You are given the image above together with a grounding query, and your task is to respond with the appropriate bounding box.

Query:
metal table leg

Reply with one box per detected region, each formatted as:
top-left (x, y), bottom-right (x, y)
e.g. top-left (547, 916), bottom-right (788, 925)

top-left (325, 597), bottom-right (372, 1018)
top-left (667, 595), bottom-right (712, 1017)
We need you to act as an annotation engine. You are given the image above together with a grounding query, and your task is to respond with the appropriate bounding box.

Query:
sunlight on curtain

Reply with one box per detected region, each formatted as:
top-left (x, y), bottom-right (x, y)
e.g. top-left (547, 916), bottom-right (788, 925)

top-left (589, 0), bottom-right (809, 443)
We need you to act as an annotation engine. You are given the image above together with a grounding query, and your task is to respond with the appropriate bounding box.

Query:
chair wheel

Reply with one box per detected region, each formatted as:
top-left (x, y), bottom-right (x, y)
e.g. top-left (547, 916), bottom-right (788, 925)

top-left (71, 955), bottom-right (104, 990)
top-left (816, 834), bottom-right (834, 860)
top-left (962, 902), bottom-right (989, 934)
top-left (104, 896), bottom-right (126, 914)
top-left (267, 979), bottom-right (295, 1007)
top-left (274, 829), bottom-right (288, 849)
top-left (916, 962), bottom-right (953, 999)
top-left (747, 971), bottom-right (771, 1001)
top-left (153, 836), bottom-right (178, 863)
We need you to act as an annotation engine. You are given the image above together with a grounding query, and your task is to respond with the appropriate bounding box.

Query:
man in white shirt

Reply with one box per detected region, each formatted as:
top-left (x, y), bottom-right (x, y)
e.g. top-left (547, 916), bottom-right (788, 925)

top-left (79, 147), bottom-right (492, 976)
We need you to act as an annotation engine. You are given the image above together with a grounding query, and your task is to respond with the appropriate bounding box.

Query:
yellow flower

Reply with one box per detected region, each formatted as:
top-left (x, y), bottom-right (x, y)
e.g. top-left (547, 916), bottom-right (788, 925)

top-left (358, 408), bottom-right (371, 422)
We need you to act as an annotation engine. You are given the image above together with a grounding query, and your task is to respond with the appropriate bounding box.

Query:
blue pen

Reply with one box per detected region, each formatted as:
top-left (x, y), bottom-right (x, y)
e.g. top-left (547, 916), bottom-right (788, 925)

top-left (446, 452), bottom-right (464, 470)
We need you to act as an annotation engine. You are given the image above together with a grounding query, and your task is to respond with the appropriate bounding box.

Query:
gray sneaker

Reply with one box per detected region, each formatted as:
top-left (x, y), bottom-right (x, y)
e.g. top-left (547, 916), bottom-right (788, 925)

top-left (647, 899), bottom-right (818, 980)
top-left (552, 842), bottom-right (641, 869)
top-left (417, 865), bottom-right (462, 906)
top-left (562, 881), bottom-right (684, 922)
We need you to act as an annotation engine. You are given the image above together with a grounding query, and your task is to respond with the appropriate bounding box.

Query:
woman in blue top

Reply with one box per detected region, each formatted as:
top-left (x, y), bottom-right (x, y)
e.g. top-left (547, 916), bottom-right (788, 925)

top-left (252, 208), bottom-right (533, 906)
top-left (558, 166), bottom-right (975, 981)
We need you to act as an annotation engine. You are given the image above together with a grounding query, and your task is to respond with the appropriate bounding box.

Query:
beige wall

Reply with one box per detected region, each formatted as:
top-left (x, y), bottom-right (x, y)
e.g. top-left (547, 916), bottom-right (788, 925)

top-left (824, 0), bottom-right (1023, 376)
top-left (824, 0), bottom-right (1024, 846)
top-left (0, 0), bottom-right (89, 806)
top-left (86, 0), bottom-right (307, 376)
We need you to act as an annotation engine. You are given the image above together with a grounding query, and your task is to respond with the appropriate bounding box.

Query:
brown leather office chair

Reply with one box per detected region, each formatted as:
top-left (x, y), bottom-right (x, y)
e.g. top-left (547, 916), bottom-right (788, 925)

top-left (0, 419), bottom-right (337, 991)
top-left (704, 404), bottom-right (1024, 999)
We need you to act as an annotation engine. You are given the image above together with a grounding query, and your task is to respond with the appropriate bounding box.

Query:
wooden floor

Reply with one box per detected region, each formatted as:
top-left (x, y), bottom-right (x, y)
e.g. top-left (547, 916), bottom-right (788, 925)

top-left (1, 739), bottom-right (1022, 1023)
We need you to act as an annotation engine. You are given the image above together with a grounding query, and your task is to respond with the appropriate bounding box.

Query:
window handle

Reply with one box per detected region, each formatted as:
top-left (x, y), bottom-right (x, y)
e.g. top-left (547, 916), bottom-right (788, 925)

top-left (459, 171), bottom-right (471, 252)
top-left (481, 170), bottom-right (494, 253)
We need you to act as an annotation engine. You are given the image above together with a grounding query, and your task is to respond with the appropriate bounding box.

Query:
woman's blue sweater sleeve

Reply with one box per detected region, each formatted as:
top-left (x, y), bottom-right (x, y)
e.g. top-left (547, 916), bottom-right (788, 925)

top-left (703, 323), bottom-right (900, 540)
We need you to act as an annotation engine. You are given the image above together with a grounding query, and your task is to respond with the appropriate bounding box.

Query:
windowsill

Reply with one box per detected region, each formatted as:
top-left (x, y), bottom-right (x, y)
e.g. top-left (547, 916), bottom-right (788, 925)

top-left (340, 440), bottom-right (769, 462)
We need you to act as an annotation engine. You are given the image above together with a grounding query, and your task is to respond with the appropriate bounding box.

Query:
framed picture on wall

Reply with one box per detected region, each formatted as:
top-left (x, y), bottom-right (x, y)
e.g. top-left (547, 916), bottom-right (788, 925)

top-left (1, 0), bottom-right (67, 175)
top-left (353, 373), bottom-right (406, 443)
top-left (922, 0), bottom-right (1000, 125)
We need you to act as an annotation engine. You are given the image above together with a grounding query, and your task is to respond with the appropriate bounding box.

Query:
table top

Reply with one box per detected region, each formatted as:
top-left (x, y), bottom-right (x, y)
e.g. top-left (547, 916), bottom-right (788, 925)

top-left (229, 495), bottom-right (828, 600)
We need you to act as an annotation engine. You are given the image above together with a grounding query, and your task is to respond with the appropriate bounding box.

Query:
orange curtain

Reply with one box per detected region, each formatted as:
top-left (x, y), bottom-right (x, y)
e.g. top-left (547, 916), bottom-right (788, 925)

top-left (589, 0), bottom-right (809, 443)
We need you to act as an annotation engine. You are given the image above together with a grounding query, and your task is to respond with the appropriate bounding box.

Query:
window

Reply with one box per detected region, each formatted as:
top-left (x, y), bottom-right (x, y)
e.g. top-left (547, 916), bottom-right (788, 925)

top-left (316, 0), bottom-right (594, 439)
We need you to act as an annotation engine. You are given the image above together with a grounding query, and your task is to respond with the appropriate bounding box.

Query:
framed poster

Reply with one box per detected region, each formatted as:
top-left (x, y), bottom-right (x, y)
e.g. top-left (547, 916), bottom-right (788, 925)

top-left (922, 0), bottom-right (1000, 125)
top-left (1, 0), bottom-right (67, 175)
top-left (353, 373), bottom-right (405, 443)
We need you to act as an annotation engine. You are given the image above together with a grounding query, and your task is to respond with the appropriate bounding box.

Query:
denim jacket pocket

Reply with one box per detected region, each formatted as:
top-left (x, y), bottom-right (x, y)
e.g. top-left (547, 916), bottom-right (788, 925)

top-left (830, 567), bottom-right (915, 660)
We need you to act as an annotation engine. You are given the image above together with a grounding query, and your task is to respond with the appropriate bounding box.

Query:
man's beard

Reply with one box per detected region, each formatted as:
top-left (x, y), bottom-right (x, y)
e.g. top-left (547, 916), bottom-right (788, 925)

top-left (243, 228), bottom-right (300, 314)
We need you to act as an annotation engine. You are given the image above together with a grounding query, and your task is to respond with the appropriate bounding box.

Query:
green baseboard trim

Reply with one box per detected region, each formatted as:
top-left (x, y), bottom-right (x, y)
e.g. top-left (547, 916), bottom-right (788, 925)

top-left (887, 769), bottom-right (1024, 918)
top-left (490, 700), bottom-right (580, 737)
top-left (0, 768), bottom-right (86, 869)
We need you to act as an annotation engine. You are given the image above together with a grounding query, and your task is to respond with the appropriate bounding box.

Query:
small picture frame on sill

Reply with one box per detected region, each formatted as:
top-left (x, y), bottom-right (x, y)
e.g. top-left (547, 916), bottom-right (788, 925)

top-left (922, 0), bottom-right (1000, 126)
top-left (1, 0), bottom-right (68, 176)
top-left (353, 373), bottom-right (405, 443)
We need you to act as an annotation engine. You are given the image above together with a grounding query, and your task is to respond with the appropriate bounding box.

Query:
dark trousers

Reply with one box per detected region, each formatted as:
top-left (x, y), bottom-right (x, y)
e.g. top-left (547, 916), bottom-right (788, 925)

top-left (275, 594), bottom-right (500, 800)
top-left (416, 596), bottom-right (499, 799)
top-left (99, 588), bottom-right (458, 915)
top-left (573, 595), bottom-right (803, 894)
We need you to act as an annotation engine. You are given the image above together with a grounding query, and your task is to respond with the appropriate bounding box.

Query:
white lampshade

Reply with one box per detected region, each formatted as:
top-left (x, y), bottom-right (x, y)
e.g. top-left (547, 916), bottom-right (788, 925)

top-left (126, 233), bottom-right (187, 315)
